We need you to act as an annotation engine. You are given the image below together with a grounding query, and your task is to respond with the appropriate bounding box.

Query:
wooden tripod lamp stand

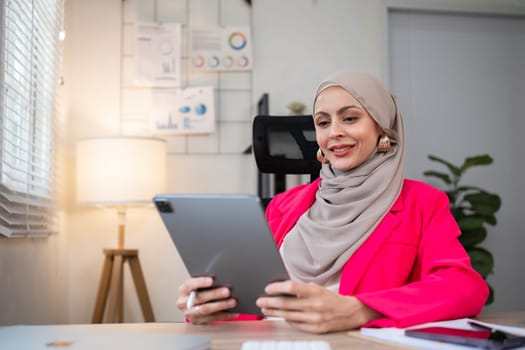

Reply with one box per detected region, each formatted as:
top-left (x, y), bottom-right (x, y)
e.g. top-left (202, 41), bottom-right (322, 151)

top-left (76, 136), bottom-right (167, 323)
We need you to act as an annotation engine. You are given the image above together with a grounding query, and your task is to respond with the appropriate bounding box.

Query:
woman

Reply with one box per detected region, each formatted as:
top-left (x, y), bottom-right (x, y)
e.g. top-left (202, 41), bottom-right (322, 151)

top-left (176, 71), bottom-right (489, 333)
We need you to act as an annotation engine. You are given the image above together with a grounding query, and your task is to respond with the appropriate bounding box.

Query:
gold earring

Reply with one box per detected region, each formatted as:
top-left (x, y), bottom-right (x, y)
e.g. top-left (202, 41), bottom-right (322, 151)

top-left (316, 148), bottom-right (329, 164)
top-left (377, 135), bottom-right (392, 153)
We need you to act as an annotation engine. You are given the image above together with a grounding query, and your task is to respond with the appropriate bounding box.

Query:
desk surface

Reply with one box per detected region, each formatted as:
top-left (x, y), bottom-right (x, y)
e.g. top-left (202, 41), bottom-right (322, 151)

top-left (58, 311), bottom-right (524, 350)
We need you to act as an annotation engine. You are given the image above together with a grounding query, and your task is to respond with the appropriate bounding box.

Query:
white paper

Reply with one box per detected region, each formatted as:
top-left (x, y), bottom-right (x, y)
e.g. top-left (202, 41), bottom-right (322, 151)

top-left (152, 86), bottom-right (215, 135)
top-left (136, 23), bottom-right (182, 87)
top-left (189, 26), bottom-right (252, 71)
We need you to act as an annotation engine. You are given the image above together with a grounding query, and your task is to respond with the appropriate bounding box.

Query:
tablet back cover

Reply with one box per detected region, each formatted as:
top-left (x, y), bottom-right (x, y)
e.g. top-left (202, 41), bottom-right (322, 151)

top-left (154, 194), bottom-right (289, 315)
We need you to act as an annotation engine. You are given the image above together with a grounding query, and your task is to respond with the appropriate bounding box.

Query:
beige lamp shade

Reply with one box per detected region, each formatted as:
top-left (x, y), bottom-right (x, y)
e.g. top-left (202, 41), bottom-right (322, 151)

top-left (76, 136), bottom-right (167, 206)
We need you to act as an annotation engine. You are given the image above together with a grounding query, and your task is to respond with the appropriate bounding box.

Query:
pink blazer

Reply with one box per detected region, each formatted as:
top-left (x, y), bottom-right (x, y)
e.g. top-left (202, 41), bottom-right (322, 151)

top-left (265, 178), bottom-right (488, 328)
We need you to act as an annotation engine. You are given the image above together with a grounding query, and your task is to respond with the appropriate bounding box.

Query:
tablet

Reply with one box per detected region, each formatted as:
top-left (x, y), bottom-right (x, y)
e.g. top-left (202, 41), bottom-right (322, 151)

top-left (153, 194), bottom-right (289, 315)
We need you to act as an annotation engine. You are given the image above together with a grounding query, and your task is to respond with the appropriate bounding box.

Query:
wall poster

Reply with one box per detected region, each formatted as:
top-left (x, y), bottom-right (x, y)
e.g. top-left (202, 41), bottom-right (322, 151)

top-left (189, 26), bottom-right (252, 71)
top-left (135, 23), bottom-right (182, 87)
top-left (151, 86), bottom-right (215, 135)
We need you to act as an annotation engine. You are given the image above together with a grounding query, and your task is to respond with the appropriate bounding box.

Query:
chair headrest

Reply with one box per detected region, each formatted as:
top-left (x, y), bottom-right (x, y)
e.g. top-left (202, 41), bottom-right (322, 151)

top-left (252, 115), bottom-right (321, 178)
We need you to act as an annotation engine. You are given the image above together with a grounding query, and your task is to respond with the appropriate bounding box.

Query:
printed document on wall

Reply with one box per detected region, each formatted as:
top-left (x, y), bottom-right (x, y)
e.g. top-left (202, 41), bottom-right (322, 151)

top-left (152, 87), bottom-right (215, 135)
top-left (136, 23), bottom-right (182, 87)
top-left (189, 26), bottom-right (252, 71)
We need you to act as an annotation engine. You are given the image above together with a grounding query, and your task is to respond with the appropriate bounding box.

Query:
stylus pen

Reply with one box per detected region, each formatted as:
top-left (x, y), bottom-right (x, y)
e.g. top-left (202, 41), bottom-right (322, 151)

top-left (467, 320), bottom-right (522, 338)
top-left (186, 290), bottom-right (197, 310)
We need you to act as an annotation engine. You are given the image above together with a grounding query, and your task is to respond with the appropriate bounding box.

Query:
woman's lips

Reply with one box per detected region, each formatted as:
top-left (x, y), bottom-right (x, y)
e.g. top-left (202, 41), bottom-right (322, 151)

top-left (329, 144), bottom-right (355, 156)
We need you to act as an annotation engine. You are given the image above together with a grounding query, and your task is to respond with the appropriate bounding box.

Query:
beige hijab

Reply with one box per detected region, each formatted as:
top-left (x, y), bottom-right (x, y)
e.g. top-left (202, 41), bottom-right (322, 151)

top-left (281, 71), bottom-right (405, 285)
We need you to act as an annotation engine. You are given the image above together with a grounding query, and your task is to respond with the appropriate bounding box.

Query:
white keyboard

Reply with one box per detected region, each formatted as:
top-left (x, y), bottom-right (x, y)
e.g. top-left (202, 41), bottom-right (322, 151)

top-left (240, 340), bottom-right (332, 350)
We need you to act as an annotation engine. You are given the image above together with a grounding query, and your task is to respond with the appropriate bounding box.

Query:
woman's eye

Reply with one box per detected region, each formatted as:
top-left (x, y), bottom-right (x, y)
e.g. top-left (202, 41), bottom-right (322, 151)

top-left (343, 116), bottom-right (358, 123)
top-left (316, 120), bottom-right (329, 127)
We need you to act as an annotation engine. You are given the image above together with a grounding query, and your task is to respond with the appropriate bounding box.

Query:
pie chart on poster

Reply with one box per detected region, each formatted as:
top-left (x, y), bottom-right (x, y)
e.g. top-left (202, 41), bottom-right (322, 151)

top-left (228, 32), bottom-right (247, 51)
top-left (179, 106), bottom-right (191, 113)
top-left (237, 56), bottom-right (249, 68)
top-left (195, 104), bottom-right (207, 115)
top-left (208, 56), bottom-right (220, 68)
top-left (192, 56), bottom-right (205, 68)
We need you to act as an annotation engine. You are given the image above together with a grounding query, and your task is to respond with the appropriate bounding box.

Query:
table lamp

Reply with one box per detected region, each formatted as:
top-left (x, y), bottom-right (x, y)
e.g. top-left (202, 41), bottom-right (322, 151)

top-left (76, 136), bottom-right (167, 323)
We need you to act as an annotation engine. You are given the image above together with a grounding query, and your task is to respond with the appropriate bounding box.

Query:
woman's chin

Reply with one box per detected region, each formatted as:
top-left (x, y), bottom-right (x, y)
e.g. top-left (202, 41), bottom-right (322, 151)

top-left (331, 161), bottom-right (356, 173)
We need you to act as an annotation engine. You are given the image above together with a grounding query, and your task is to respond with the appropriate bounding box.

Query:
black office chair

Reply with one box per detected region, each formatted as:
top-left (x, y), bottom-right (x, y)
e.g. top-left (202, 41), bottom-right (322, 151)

top-left (252, 115), bottom-right (321, 208)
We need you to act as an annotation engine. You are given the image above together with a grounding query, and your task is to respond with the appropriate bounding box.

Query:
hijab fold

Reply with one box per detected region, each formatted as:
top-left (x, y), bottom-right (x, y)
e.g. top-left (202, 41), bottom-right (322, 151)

top-left (281, 71), bottom-right (405, 285)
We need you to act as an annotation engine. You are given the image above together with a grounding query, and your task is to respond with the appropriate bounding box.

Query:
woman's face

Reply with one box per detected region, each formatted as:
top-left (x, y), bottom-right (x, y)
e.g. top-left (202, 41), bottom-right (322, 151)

top-left (314, 86), bottom-right (381, 172)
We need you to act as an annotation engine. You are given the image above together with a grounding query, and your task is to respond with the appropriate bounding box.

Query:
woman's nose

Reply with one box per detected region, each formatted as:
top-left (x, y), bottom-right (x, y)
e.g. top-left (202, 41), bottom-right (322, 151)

top-left (329, 120), bottom-right (344, 137)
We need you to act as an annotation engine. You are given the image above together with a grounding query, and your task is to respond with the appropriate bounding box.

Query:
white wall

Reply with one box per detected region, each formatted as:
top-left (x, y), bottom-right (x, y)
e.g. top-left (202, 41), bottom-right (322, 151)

top-left (0, 231), bottom-right (68, 325)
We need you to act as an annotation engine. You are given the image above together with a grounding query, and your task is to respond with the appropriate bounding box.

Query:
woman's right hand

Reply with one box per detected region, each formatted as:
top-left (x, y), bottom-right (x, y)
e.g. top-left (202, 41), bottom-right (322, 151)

top-left (176, 276), bottom-right (239, 324)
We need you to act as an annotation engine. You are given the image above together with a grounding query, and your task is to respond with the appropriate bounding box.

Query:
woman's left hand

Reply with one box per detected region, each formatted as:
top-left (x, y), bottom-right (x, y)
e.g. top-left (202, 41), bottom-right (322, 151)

top-left (256, 280), bottom-right (382, 334)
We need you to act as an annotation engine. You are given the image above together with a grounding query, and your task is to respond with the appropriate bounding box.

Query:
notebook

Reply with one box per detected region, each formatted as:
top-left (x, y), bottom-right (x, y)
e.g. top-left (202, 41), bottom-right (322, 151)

top-left (153, 194), bottom-right (290, 315)
top-left (0, 325), bottom-right (210, 350)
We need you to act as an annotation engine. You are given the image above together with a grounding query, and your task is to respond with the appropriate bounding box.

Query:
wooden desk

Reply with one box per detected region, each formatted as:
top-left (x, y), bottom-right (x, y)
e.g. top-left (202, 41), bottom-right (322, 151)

top-left (60, 312), bottom-right (525, 350)
top-left (475, 311), bottom-right (525, 328)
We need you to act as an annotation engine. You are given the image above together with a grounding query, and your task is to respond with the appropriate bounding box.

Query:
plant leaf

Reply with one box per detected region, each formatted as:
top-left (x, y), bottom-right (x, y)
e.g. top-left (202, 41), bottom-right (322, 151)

top-left (467, 247), bottom-right (494, 278)
top-left (445, 191), bottom-right (456, 206)
top-left (423, 170), bottom-right (452, 185)
top-left (464, 193), bottom-right (501, 215)
top-left (459, 154), bottom-right (493, 174)
top-left (452, 209), bottom-right (466, 221)
top-left (486, 284), bottom-right (494, 305)
top-left (456, 185), bottom-right (483, 193)
top-left (455, 186), bottom-right (483, 200)
top-left (457, 216), bottom-right (485, 231)
top-left (484, 214), bottom-right (497, 226)
top-left (428, 155), bottom-right (461, 177)
top-left (459, 227), bottom-right (487, 247)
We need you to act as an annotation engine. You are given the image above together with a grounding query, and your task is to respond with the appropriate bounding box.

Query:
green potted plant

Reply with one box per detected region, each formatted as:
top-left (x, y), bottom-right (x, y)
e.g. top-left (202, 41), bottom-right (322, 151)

top-left (286, 101), bottom-right (306, 115)
top-left (423, 154), bottom-right (501, 304)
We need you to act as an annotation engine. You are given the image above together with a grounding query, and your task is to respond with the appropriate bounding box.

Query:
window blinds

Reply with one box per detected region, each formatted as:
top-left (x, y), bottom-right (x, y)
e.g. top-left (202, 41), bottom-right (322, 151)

top-left (0, 0), bottom-right (63, 237)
